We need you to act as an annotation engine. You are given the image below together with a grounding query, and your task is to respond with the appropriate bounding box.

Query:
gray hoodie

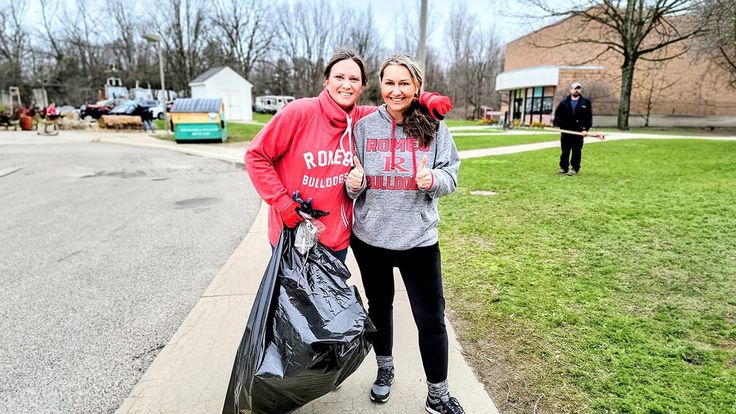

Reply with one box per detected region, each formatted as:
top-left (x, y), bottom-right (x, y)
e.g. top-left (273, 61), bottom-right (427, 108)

top-left (347, 105), bottom-right (460, 250)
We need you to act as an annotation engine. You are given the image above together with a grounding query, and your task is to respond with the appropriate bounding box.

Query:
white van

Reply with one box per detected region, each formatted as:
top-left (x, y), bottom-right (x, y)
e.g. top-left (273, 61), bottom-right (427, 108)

top-left (254, 95), bottom-right (295, 114)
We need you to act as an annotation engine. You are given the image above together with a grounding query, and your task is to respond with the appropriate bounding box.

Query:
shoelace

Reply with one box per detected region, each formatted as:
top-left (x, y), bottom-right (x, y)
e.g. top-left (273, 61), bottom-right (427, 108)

top-left (375, 368), bottom-right (393, 386)
top-left (439, 397), bottom-right (465, 414)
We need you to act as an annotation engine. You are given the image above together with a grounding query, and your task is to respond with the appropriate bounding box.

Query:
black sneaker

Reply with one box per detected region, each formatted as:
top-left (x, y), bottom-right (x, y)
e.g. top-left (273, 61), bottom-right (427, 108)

top-left (369, 367), bottom-right (394, 403)
top-left (425, 395), bottom-right (465, 414)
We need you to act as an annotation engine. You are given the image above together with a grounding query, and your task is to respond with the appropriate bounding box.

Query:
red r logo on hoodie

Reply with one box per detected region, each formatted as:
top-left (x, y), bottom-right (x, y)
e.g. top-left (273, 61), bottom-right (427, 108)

top-left (383, 155), bottom-right (410, 173)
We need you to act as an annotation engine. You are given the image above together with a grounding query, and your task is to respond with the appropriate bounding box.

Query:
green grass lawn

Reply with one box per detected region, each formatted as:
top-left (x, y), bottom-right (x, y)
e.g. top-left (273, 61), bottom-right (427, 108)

top-left (598, 127), bottom-right (736, 137)
top-left (439, 139), bottom-right (736, 413)
top-left (224, 122), bottom-right (267, 142)
top-left (445, 119), bottom-right (488, 128)
top-left (453, 133), bottom-right (558, 151)
top-left (253, 113), bottom-right (273, 124)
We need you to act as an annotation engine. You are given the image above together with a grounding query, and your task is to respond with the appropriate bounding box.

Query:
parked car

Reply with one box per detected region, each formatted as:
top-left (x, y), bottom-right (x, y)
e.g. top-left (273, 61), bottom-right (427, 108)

top-left (135, 99), bottom-right (160, 110)
top-left (80, 99), bottom-right (125, 119)
top-left (149, 101), bottom-right (175, 120)
top-left (107, 103), bottom-right (137, 116)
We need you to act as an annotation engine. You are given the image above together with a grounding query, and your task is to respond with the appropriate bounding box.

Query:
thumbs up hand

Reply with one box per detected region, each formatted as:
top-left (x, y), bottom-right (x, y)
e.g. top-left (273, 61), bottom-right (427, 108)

top-left (415, 155), bottom-right (433, 190)
top-left (347, 156), bottom-right (365, 191)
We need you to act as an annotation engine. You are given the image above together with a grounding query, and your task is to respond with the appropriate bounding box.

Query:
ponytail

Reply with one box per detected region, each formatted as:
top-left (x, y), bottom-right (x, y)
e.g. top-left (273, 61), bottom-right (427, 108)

top-left (402, 100), bottom-right (439, 148)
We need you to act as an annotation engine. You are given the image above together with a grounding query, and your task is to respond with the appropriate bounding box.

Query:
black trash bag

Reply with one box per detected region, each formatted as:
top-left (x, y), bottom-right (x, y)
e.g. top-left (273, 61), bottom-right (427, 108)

top-left (223, 227), bottom-right (375, 414)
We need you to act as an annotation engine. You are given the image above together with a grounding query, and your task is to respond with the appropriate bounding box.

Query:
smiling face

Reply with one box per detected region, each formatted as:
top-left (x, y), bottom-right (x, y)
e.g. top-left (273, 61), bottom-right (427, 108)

top-left (380, 64), bottom-right (419, 122)
top-left (323, 59), bottom-right (365, 111)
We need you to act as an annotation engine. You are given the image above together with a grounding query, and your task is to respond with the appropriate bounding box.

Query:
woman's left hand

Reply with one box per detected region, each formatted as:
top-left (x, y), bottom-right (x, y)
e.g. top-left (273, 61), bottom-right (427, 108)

top-left (415, 155), bottom-right (433, 190)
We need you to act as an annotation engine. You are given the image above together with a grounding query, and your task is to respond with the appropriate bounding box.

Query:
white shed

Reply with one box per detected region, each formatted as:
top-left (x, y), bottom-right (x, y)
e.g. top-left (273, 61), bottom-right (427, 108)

top-left (189, 66), bottom-right (253, 122)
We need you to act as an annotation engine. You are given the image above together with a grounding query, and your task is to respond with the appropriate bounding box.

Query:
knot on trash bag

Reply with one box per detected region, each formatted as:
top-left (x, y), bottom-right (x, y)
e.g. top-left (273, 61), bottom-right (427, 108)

top-left (292, 190), bottom-right (328, 219)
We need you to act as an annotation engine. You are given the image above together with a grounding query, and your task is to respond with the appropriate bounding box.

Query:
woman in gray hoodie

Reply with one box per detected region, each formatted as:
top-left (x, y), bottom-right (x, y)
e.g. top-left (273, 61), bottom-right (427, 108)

top-left (346, 55), bottom-right (464, 414)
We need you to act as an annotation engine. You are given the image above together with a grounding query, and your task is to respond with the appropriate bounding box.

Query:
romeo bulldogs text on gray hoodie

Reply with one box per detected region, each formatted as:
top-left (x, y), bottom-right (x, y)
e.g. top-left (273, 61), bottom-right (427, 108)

top-left (347, 106), bottom-right (460, 250)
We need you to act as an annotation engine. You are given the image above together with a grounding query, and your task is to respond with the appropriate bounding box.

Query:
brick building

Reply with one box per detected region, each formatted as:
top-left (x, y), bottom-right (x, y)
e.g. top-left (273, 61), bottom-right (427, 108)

top-left (495, 14), bottom-right (736, 127)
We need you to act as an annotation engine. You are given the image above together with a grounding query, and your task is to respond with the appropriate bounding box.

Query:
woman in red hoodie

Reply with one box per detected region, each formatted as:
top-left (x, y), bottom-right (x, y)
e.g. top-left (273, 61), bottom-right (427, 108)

top-left (245, 49), bottom-right (450, 262)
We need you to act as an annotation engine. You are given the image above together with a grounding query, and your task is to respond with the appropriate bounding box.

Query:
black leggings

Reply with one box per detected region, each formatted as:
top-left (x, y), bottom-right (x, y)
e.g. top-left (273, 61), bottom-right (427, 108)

top-left (350, 234), bottom-right (448, 383)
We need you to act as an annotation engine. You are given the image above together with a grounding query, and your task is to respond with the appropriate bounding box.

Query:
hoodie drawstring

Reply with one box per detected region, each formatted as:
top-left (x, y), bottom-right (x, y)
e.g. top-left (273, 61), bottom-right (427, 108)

top-left (339, 114), bottom-right (353, 159)
top-left (390, 119), bottom-right (396, 171)
top-left (411, 139), bottom-right (418, 178)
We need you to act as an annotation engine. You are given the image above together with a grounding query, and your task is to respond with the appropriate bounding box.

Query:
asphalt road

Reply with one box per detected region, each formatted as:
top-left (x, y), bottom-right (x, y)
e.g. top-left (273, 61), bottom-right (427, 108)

top-left (0, 135), bottom-right (260, 413)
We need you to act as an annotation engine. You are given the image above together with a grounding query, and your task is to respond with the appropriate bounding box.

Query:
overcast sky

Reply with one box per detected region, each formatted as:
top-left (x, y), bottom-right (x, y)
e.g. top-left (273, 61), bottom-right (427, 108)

top-left (368, 0), bottom-right (551, 50)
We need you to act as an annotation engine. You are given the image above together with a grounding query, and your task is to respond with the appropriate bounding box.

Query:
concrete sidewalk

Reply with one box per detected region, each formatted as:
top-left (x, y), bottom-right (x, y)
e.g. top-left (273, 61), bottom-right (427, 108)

top-left (105, 129), bottom-right (735, 414)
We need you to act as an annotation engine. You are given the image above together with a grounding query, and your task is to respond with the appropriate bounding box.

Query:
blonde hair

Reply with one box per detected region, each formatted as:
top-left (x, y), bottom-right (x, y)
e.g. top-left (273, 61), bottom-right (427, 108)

top-left (379, 55), bottom-right (424, 94)
top-left (379, 54), bottom-right (438, 147)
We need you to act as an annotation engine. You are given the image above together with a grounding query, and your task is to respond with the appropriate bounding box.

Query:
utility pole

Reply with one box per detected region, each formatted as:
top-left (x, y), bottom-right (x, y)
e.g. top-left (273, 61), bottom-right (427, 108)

top-left (418, 0), bottom-right (428, 72)
top-left (142, 33), bottom-right (169, 135)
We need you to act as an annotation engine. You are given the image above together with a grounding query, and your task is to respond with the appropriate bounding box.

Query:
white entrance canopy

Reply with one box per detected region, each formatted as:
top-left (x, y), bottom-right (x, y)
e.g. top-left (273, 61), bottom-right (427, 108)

top-left (495, 66), bottom-right (559, 91)
top-left (496, 65), bottom-right (606, 91)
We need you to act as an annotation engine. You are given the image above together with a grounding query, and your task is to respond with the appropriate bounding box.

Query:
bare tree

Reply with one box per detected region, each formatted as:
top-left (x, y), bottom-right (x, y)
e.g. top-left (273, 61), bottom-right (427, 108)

top-left (446, 0), bottom-right (473, 112)
top-left (106, 0), bottom-right (141, 77)
top-left (332, 5), bottom-right (383, 62)
top-left (391, 0), bottom-right (440, 58)
top-left (155, 0), bottom-right (211, 93)
top-left (468, 26), bottom-right (504, 119)
top-left (58, 0), bottom-right (108, 81)
top-left (35, 0), bottom-right (74, 102)
top-left (211, 0), bottom-right (274, 79)
top-left (696, 0), bottom-right (736, 85)
top-left (0, 0), bottom-right (502, 114)
top-left (32, 0), bottom-right (132, 103)
top-left (0, 0), bottom-right (30, 90)
top-left (37, 0), bottom-right (63, 64)
top-left (275, 0), bottom-right (336, 97)
top-left (445, 1), bottom-right (504, 119)
top-left (524, 0), bottom-right (708, 130)
top-left (633, 63), bottom-right (681, 125)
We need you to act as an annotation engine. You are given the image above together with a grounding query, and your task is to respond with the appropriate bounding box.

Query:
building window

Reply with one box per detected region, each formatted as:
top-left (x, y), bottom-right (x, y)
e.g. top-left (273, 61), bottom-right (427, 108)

top-left (518, 86), bottom-right (556, 125)
top-left (512, 87), bottom-right (555, 124)
top-left (542, 97), bottom-right (553, 113)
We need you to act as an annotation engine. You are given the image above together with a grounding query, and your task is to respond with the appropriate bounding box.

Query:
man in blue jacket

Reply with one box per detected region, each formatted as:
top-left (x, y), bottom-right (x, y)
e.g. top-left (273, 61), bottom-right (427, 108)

top-left (553, 82), bottom-right (593, 176)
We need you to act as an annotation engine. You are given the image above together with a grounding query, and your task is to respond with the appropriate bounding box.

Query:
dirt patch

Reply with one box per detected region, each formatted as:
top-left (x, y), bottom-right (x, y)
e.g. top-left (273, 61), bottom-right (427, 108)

top-left (446, 313), bottom-right (590, 413)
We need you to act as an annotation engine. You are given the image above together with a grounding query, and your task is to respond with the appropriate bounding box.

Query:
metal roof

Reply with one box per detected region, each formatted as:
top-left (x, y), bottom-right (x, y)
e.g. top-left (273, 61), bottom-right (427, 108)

top-left (189, 67), bottom-right (225, 84)
top-left (171, 98), bottom-right (222, 113)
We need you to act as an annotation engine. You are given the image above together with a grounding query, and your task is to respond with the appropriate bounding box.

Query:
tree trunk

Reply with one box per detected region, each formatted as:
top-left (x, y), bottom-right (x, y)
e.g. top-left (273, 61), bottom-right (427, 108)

top-left (617, 55), bottom-right (636, 130)
top-left (644, 81), bottom-right (654, 127)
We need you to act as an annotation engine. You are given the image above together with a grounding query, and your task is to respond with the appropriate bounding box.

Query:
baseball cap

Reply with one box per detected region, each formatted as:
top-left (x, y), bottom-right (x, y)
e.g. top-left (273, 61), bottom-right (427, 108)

top-left (570, 82), bottom-right (582, 89)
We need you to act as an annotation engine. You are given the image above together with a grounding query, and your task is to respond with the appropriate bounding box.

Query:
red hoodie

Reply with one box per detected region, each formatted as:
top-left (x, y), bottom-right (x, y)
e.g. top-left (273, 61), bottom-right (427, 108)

top-left (245, 89), bottom-right (376, 251)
